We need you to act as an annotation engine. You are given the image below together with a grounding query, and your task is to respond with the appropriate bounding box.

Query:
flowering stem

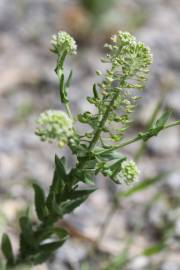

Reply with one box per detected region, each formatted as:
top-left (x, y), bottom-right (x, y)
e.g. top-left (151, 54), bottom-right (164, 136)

top-left (88, 91), bottom-right (119, 151)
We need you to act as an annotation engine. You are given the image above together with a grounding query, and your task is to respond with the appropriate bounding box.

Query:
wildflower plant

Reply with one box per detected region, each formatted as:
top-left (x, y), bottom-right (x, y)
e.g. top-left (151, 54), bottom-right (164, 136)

top-left (1, 31), bottom-right (180, 268)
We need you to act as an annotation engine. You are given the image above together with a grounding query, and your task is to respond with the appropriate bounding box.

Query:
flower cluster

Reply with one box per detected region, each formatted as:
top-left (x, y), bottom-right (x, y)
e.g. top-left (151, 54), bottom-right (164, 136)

top-left (35, 110), bottom-right (74, 147)
top-left (51, 31), bottom-right (77, 56)
top-left (106, 31), bottom-right (153, 80)
top-left (79, 31), bottom-right (153, 143)
top-left (119, 160), bottom-right (139, 184)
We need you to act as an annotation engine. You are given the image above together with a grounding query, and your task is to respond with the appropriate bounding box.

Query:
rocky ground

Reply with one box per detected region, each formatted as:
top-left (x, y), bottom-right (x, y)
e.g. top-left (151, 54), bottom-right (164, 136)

top-left (0, 0), bottom-right (180, 269)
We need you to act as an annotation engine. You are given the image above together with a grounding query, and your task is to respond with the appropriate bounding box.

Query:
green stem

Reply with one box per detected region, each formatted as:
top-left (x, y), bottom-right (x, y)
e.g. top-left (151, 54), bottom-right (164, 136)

top-left (97, 120), bottom-right (180, 155)
top-left (164, 120), bottom-right (180, 129)
top-left (88, 91), bottom-right (119, 151)
top-left (65, 103), bottom-right (73, 119)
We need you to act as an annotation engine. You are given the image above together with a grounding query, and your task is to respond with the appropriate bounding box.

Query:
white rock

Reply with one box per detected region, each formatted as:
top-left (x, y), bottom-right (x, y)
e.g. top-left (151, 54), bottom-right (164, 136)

top-left (128, 256), bottom-right (150, 270)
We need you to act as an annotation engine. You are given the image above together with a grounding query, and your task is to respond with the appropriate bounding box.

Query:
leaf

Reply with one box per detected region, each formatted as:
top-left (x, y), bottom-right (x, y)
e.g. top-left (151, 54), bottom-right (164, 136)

top-left (53, 228), bottom-right (69, 241)
top-left (143, 243), bottom-right (165, 256)
top-left (61, 195), bottom-right (91, 215)
top-left (138, 111), bottom-right (172, 142)
top-left (93, 83), bottom-right (99, 99)
top-left (39, 240), bottom-right (65, 253)
top-left (83, 174), bottom-right (95, 185)
top-left (46, 155), bottom-right (67, 213)
top-left (94, 147), bottom-right (124, 161)
top-left (33, 183), bottom-right (47, 221)
top-left (65, 70), bottom-right (73, 88)
top-left (120, 173), bottom-right (167, 197)
top-left (155, 111), bottom-right (172, 128)
top-left (1, 234), bottom-right (14, 265)
top-left (59, 74), bottom-right (68, 103)
top-left (55, 155), bottom-right (67, 180)
top-left (19, 216), bottom-right (35, 248)
top-left (33, 240), bottom-right (66, 264)
top-left (69, 188), bottom-right (96, 200)
top-left (109, 157), bottom-right (127, 178)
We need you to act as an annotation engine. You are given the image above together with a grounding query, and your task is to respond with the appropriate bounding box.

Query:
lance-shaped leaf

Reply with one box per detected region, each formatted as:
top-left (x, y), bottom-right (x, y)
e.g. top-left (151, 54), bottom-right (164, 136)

top-left (61, 194), bottom-right (92, 215)
top-left (1, 234), bottom-right (14, 266)
top-left (68, 188), bottom-right (96, 200)
top-left (33, 239), bottom-right (66, 265)
top-left (19, 216), bottom-right (35, 248)
top-left (65, 70), bottom-right (73, 88)
top-left (33, 183), bottom-right (47, 221)
top-left (138, 111), bottom-right (172, 142)
top-left (120, 173), bottom-right (167, 197)
top-left (46, 155), bottom-right (67, 213)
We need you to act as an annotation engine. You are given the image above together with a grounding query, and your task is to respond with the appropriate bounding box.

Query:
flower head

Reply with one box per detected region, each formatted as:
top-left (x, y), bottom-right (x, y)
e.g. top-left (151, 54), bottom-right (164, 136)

top-left (36, 110), bottom-right (74, 147)
top-left (107, 31), bottom-right (153, 78)
top-left (51, 31), bottom-right (77, 56)
top-left (120, 160), bottom-right (139, 184)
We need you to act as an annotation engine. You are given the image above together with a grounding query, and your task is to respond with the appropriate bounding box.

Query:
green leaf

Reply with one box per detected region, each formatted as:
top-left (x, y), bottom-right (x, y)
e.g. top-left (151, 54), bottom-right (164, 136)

top-left (33, 240), bottom-right (66, 264)
top-left (46, 155), bottom-right (67, 213)
top-left (83, 174), bottom-right (95, 185)
top-left (65, 70), bottom-right (73, 88)
top-left (33, 183), bottom-right (47, 221)
top-left (1, 234), bottom-right (14, 265)
top-left (120, 173), bottom-right (167, 197)
top-left (155, 111), bottom-right (172, 128)
top-left (94, 147), bottom-right (124, 161)
top-left (61, 195), bottom-right (91, 215)
top-left (93, 83), bottom-right (99, 99)
top-left (109, 157), bottom-right (127, 178)
top-left (59, 74), bottom-right (68, 103)
top-left (19, 216), bottom-right (35, 248)
top-left (69, 188), bottom-right (96, 200)
top-left (53, 228), bottom-right (69, 241)
top-left (39, 240), bottom-right (65, 253)
top-left (138, 111), bottom-right (172, 142)
top-left (143, 243), bottom-right (165, 256)
top-left (55, 155), bottom-right (67, 180)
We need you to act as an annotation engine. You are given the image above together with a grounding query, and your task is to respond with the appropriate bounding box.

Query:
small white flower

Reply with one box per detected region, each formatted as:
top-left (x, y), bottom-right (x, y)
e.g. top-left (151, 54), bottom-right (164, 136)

top-left (51, 31), bottom-right (77, 56)
top-left (120, 160), bottom-right (139, 184)
top-left (36, 110), bottom-right (74, 147)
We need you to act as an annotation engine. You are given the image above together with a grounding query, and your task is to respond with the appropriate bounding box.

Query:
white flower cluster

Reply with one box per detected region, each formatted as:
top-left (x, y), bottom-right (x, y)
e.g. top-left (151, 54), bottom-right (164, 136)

top-left (51, 31), bottom-right (77, 56)
top-left (36, 110), bottom-right (74, 147)
top-left (105, 31), bottom-right (153, 81)
top-left (120, 160), bottom-right (139, 184)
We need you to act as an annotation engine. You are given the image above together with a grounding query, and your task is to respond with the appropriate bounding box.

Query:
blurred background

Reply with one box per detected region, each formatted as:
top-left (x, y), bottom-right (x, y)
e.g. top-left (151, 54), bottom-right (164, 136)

top-left (0, 0), bottom-right (180, 269)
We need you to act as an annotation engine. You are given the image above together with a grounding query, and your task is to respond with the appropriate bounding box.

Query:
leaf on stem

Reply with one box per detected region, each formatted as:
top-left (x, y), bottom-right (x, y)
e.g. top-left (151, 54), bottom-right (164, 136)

top-left (138, 111), bottom-right (172, 141)
top-left (120, 173), bottom-right (167, 197)
top-left (1, 234), bottom-right (14, 266)
top-left (33, 183), bottom-right (47, 221)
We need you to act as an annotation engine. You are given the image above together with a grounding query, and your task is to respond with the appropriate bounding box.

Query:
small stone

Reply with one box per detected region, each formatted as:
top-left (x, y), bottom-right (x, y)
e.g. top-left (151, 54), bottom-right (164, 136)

top-left (128, 256), bottom-right (150, 270)
top-left (161, 261), bottom-right (180, 270)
